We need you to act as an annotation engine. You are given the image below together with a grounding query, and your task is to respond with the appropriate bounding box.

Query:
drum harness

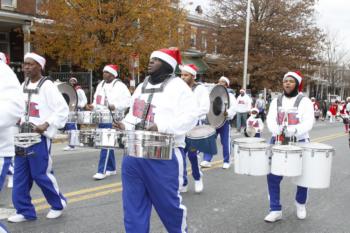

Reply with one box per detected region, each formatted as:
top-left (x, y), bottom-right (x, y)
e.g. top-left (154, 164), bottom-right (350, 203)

top-left (276, 94), bottom-right (304, 145)
top-left (136, 74), bottom-right (175, 130)
top-left (16, 76), bottom-right (51, 156)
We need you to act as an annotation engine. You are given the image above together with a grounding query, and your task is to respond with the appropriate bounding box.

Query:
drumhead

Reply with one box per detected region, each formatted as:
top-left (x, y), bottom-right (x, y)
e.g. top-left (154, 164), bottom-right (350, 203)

top-left (297, 142), bottom-right (334, 152)
top-left (186, 125), bottom-right (216, 139)
top-left (239, 143), bottom-right (269, 150)
top-left (272, 145), bottom-right (302, 153)
top-left (233, 137), bottom-right (265, 145)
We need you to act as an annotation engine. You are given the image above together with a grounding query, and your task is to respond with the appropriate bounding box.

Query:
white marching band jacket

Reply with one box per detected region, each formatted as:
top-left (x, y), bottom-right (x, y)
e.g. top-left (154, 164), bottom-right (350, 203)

top-left (193, 84), bottom-right (210, 121)
top-left (0, 63), bottom-right (25, 157)
top-left (21, 78), bottom-right (69, 139)
top-left (123, 77), bottom-right (198, 148)
top-left (267, 94), bottom-right (314, 141)
top-left (93, 79), bottom-right (131, 111)
top-left (246, 116), bottom-right (264, 133)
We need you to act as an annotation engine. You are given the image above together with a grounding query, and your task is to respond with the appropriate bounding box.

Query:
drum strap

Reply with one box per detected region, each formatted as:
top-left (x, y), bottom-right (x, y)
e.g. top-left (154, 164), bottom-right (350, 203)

top-left (101, 79), bottom-right (120, 88)
top-left (277, 94), bottom-right (304, 109)
top-left (23, 76), bottom-right (52, 93)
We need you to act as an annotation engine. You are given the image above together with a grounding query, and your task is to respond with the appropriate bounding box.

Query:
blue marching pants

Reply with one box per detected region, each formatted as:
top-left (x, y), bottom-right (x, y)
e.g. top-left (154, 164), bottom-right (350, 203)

top-left (65, 123), bottom-right (77, 148)
top-left (0, 157), bottom-right (11, 191)
top-left (182, 148), bottom-right (201, 186)
top-left (267, 137), bottom-right (308, 211)
top-left (203, 121), bottom-right (231, 163)
top-left (97, 123), bottom-right (116, 174)
top-left (13, 136), bottom-right (66, 219)
top-left (122, 148), bottom-right (187, 233)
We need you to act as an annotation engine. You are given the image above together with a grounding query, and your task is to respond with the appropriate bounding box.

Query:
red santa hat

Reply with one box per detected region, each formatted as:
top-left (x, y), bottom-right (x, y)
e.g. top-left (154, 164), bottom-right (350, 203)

top-left (150, 48), bottom-right (182, 71)
top-left (283, 71), bottom-right (304, 92)
top-left (219, 76), bottom-right (230, 86)
top-left (24, 52), bottom-right (46, 70)
top-left (103, 64), bottom-right (118, 77)
top-left (179, 64), bottom-right (198, 77)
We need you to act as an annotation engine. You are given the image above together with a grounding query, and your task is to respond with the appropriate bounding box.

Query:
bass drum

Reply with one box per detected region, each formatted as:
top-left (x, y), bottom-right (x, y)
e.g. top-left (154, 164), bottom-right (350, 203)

top-left (55, 81), bottom-right (78, 111)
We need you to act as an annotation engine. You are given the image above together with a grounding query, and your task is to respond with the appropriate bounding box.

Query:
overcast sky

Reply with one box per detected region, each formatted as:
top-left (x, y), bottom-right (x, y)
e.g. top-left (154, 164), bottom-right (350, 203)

top-left (316, 0), bottom-right (350, 53)
top-left (182, 0), bottom-right (350, 53)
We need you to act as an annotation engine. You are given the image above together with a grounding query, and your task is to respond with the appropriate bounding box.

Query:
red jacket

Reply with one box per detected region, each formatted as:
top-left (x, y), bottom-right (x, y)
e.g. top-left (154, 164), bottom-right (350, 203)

top-left (329, 104), bottom-right (337, 115)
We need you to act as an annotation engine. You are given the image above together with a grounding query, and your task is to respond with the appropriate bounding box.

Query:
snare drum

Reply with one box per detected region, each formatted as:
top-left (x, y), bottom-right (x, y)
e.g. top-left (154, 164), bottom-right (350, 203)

top-left (94, 128), bottom-right (124, 148)
top-left (14, 133), bottom-right (41, 148)
top-left (77, 111), bottom-right (94, 124)
top-left (292, 143), bottom-right (334, 189)
top-left (233, 137), bottom-right (265, 174)
top-left (271, 145), bottom-right (303, 177)
top-left (185, 125), bottom-right (217, 154)
top-left (67, 112), bottom-right (78, 123)
top-left (92, 110), bottom-right (113, 124)
top-left (123, 130), bottom-right (174, 160)
top-left (68, 129), bottom-right (95, 147)
top-left (236, 143), bottom-right (270, 176)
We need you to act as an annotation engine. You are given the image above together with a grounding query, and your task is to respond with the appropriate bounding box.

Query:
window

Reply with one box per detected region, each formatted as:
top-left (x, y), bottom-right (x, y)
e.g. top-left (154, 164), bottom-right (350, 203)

top-left (1, 0), bottom-right (17, 9)
top-left (190, 27), bottom-right (197, 48)
top-left (0, 33), bottom-right (10, 56)
top-left (201, 32), bottom-right (207, 51)
top-left (178, 27), bottom-right (184, 46)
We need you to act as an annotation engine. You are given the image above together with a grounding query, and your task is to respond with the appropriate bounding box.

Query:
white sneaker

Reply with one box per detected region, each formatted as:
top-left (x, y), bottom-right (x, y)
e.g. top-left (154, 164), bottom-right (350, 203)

top-left (222, 162), bottom-right (231, 169)
top-left (63, 146), bottom-right (75, 151)
top-left (8, 214), bottom-right (28, 223)
top-left (295, 202), bottom-right (307, 219)
top-left (264, 211), bottom-right (282, 222)
top-left (106, 170), bottom-right (117, 176)
top-left (179, 185), bottom-right (188, 193)
top-left (93, 173), bottom-right (106, 180)
top-left (200, 161), bottom-right (212, 168)
top-left (194, 179), bottom-right (203, 193)
top-left (46, 209), bottom-right (64, 219)
top-left (7, 175), bottom-right (13, 188)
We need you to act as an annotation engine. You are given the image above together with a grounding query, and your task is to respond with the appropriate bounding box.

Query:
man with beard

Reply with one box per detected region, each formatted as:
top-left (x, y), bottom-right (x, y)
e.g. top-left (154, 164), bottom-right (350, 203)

top-left (179, 64), bottom-right (210, 193)
top-left (265, 71), bottom-right (314, 222)
top-left (113, 48), bottom-right (197, 233)
top-left (63, 77), bottom-right (88, 151)
top-left (0, 57), bottom-right (24, 232)
top-left (8, 52), bottom-right (69, 223)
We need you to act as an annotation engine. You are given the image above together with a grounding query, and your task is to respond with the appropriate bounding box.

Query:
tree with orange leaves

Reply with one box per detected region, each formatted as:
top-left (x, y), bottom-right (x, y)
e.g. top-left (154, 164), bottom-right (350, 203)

top-left (33, 0), bottom-right (187, 72)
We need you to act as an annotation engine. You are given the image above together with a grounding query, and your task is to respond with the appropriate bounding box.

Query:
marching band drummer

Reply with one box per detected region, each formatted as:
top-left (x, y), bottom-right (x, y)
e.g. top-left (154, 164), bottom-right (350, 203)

top-left (265, 71), bottom-right (314, 222)
top-left (8, 53), bottom-right (69, 222)
top-left (0, 57), bottom-right (24, 232)
top-left (200, 76), bottom-right (237, 169)
top-left (245, 107), bottom-right (264, 138)
top-left (86, 64), bottom-right (131, 180)
top-left (113, 48), bottom-right (197, 233)
top-left (179, 64), bottom-right (210, 193)
top-left (63, 77), bottom-right (88, 151)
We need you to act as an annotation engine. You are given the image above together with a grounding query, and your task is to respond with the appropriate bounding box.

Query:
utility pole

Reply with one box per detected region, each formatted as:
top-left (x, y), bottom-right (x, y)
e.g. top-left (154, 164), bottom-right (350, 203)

top-left (243, 0), bottom-right (251, 89)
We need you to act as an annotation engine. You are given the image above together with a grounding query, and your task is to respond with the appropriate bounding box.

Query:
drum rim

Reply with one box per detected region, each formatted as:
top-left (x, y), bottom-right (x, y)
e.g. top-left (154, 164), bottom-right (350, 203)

top-left (239, 143), bottom-right (269, 150)
top-left (233, 138), bottom-right (265, 144)
top-left (186, 125), bottom-right (216, 139)
top-left (124, 130), bottom-right (174, 138)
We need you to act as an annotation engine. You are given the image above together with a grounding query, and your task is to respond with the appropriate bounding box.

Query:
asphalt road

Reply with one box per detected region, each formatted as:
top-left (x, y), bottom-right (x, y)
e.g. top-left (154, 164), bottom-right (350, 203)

top-left (1, 120), bottom-right (349, 233)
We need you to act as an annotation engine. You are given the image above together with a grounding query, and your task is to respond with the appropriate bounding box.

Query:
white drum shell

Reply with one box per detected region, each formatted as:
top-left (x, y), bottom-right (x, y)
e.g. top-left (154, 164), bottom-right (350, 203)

top-left (233, 137), bottom-right (265, 174)
top-left (93, 111), bottom-right (113, 124)
top-left (235, 143), bottom-right (270, 176)
top-left (271, 145), bottom-right (303, 177)
top-left (68, 129), bottom-right (95, 147)
top-left (292, 143), bottom-right (334, 189)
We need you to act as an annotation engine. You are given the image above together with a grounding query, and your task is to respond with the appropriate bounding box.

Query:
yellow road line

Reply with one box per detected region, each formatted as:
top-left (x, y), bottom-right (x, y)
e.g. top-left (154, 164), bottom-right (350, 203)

top-left (30, 132), bottom-right (347, 211)
top-left (32, 182), bottom-right (122, 205)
